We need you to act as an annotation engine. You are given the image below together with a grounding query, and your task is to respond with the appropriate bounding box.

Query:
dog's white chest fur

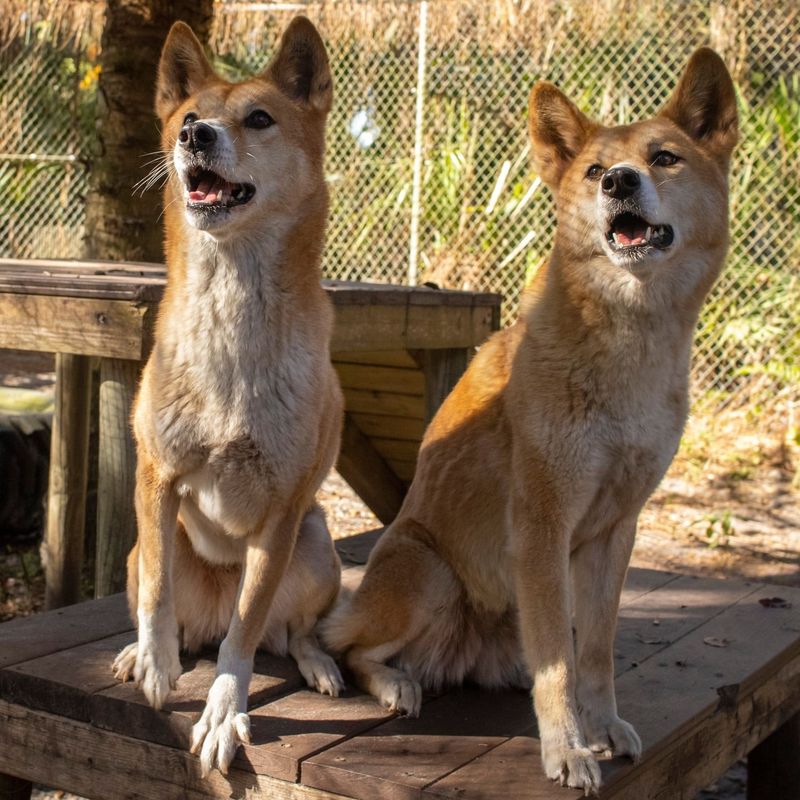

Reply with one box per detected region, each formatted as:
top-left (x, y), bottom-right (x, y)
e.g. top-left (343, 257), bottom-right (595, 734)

top-left (145, 236), bottom-right (325, 537)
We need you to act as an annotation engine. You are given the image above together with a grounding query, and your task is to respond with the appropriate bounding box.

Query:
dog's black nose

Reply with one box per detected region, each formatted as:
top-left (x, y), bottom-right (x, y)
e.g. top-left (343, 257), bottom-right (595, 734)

top-left (601, 167), bottom-right (640, 199)
top-left (178, 121), bottom-right (217, 153)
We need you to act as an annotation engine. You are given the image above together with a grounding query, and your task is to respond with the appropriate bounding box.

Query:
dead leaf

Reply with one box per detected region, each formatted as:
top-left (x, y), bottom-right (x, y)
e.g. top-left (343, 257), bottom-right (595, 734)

top-left (635, 633), bottom-right (666, 645)
top-left (703, 636), bottom-right (731, 648)
top-left (759, 597), bottom-right (792, 609)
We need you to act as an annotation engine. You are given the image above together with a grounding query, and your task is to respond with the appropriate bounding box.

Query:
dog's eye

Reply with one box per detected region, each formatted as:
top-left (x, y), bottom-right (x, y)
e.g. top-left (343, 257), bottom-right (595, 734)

top-left (246, 110), bottom-right (275, 129)
top-left (183, 112), bottom-right (197, 126)
top-left (586, 164), bottom-right (604, 180)
top-left (652, 150), bottom-right (680, 167)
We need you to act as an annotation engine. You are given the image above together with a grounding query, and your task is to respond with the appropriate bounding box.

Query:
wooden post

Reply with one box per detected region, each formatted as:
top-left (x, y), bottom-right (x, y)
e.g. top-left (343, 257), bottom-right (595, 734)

top-left (336, 415), bottom-right (407, 525)
top-left (95, 357), bottom-right (139, 597)
top-left (43, 353), bottom-right (92, 610)
top-left (0, 773), bottom-right (31, 800)
top-left (421, 348), bottom-right (469, 424)
top-left (747, 711), bottom-right (800, 800)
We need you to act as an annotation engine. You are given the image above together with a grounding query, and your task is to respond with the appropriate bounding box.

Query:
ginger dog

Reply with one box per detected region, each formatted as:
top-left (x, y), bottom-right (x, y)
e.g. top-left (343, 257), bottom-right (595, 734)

top-left (112, 17), bottom-right (344, 776)
top-left (322, 49), bottom-right (738, 795)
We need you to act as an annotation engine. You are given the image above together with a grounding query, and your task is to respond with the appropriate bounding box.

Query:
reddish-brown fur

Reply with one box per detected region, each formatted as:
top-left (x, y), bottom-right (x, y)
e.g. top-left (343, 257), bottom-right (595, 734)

top-left (322, 49), bottom-right (738, 795)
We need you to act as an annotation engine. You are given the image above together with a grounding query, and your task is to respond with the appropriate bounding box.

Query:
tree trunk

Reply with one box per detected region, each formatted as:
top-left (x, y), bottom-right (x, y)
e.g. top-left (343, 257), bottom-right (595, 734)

top-left (83, 0), bottom-right (215, 262)
top-left (82, 0), bottom-right (214, 597)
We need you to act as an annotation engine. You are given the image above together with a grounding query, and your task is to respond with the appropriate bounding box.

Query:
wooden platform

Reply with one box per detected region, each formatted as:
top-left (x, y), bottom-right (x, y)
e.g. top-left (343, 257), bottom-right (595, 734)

top-left (0, 258), bottom-right (500, 603)
top-left (1, 531), bottom-right (799, 800)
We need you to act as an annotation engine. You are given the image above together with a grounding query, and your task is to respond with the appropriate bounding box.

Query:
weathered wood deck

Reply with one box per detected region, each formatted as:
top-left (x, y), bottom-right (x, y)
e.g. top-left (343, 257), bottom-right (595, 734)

top-left (0, 258), bottom-right (500, 604)
top-left (1, 530), bottom-right (799, 800)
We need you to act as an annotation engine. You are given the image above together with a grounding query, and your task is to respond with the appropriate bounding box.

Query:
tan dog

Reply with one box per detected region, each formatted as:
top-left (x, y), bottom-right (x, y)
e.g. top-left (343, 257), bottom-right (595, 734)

top-left (112, 17), bottom-right (344, 777)
top-left (322, 49), bottom-right (737, 795)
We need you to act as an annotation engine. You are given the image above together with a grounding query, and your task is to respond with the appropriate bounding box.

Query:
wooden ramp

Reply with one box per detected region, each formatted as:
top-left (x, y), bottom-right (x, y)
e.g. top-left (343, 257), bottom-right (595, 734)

top-left (1, 531), bottom-right (799, 799)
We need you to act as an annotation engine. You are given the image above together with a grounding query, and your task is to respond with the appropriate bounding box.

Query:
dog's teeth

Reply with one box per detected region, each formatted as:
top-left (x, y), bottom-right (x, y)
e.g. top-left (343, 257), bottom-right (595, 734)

top-left (612, 233), bottom-right (619, 246)
top-left (646, 226), bottom-right (652, 242)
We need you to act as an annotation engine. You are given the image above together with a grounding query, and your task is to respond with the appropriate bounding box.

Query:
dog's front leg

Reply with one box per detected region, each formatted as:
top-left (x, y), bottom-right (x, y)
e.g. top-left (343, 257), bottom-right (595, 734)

top-left (190, 505), bottom-right (300, 777)
top-left (511, 484), bottom-right (601, 796)
top-left (131, 454), bottom-right (182, 710)
top-left (572, 518), bottom-right (641, 762)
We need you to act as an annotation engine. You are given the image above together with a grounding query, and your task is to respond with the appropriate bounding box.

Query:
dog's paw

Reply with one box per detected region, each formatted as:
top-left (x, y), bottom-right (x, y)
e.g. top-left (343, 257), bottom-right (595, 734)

top-left (581, 710), bottom-right (642, 761)
top-left (542, 740), bottom-right (601, 797)
top-left (113, 641), bottom-right (138, 682)
top-left (132, 620), bottom-right (182, 710)
top-left (375, 674), bottom-right (422, 717)
top-left (297, 650), bottom-right (345, 697)
top-left (191, 674), bottom-right (251, 777)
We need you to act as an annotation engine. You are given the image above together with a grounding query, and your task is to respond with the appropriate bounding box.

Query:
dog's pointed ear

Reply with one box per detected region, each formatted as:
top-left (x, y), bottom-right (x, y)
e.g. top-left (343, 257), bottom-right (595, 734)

top-left (264, 16), bottom-right (332, 113)
top-left (156, 22), bottom-right (216, 122)
top-left (528, 83), bottom-right (597, 188)
top-left (660, 48), bottom-right (738, 161)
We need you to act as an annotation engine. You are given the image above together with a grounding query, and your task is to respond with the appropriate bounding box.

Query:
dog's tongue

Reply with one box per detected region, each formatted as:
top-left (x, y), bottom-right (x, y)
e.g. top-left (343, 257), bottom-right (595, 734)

top-left (189, 176), bottom-right (229, 204)
top-left (616, 217), bottom-right (648, 246)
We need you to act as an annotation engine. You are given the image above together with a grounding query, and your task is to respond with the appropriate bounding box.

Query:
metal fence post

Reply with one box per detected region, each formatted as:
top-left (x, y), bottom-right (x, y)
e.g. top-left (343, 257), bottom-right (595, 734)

top-left (408, 0), bottom-right (428, 286)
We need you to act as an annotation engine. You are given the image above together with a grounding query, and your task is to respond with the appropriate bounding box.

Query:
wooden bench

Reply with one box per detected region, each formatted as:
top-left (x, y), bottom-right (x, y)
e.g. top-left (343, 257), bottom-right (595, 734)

top-left (0, 258), bottom-right (500, 605)
top-left (1, 530), bottom-right (799, 800)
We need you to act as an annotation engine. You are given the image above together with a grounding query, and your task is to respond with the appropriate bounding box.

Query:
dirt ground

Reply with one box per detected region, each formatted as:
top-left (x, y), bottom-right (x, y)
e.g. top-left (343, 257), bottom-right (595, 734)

top-left (1, 351), bottom-right (797, 799)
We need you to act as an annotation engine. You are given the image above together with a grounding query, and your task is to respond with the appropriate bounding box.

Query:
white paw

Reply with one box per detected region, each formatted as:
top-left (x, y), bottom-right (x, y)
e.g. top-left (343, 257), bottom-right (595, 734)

top-left (112, 641), bottom-right (138, 682)
top-left (542, 739), bottom-right (602, 797)
top-left (133, 612), bottom-right (182, 710)
top-left (376, 674), bottom-right (422, 717)
top-left (581, 710), bottom-right (642, 761)
top-left (190, 674), bottom-right (251, 777)
top-left (297, 651), bottom-right (345, 697)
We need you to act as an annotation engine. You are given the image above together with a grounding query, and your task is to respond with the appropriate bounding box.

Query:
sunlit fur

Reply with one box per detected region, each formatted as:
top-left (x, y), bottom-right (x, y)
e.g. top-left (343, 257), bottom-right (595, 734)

top-left (321, 48), bottom-right (738, 796)
top-left (112, 17), bottom-right (344, 778)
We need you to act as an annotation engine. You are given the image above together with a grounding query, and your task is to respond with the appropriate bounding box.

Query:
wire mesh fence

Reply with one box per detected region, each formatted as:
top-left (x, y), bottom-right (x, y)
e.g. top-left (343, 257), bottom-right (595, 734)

top-left (1, 0), bottom-right (798, 405)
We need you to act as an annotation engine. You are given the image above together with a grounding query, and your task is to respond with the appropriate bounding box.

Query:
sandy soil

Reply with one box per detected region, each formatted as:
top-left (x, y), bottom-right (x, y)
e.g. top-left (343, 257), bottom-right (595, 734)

top-left (2, 350), bottom-right (797, 799)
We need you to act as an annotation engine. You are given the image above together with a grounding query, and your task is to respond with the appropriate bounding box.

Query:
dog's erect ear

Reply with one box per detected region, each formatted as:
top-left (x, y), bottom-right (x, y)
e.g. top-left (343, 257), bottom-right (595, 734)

top-left (156, 22), bottom-right (216, 122)
top-left (264, 16), bottom-right (332, 113)
top-left (660, 48), bottom-right (738, 161)
top-left (528, 83), bottom-right (597, 188)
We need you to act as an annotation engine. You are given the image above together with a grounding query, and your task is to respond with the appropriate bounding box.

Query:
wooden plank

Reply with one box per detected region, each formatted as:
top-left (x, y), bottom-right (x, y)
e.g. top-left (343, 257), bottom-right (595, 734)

top-left (0, 593), bottom-right (131, 669)
top-left (747, 710), bottom-right (800, 800)
top-left (236, 690), bottom-right (394, 782)
top-left (95, 357), bottom-right (140, 597)
top-left (335, 529), bottom-right (385, 567)
top-left (349, 413), bottom-right (426, 441)
top-left (0, 272), bottom-right (163, 302)
top-left (371, 438), bottom-right (420, 463)
top-left (612, 574), bottom-right (755, 675)
top-left (332, 351), bottom-right (419, 369)
top-left (43, 353), bottom-right (92, 610)
top-left (0, 293), bottom-right (150, 360)
top-left (426, 583), bottom-right (800, 800)
top-left (387, 459), bottom-right (416, 482)
top-left (0, 699), bottom-right (353, 800)
top-left (91, 649), bottom-right (305, 750)
top-left (336, 415), bottom-right (406, 525)
top-left (0, 631), bottom-right (136, 722)
top-left (325, 281), bottom-right (501, 310)
top-left (343, 388), bottom-right (425, 420)
top-left (334, 364), bottom-right (424, 396)
top-left (618, 568), bottom-right (678, 608)
top-left (302, 687), bottom-right (535, 800)
top-left (0, 257), bottom-right (165, 275)
top-left (332, 305), bottom-right (496, 352)
top-left (421, 349), bottom-right (469, 424)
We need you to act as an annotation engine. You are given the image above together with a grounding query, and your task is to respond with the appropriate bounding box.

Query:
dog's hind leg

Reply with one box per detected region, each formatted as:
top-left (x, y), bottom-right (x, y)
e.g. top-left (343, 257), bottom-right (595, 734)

top-left (321, 520), bottom-right (443, 717)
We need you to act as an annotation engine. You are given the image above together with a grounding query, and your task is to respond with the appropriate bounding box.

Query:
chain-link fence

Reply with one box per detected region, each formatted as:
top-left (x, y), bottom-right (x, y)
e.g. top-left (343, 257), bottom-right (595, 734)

top-left (2, 0), bottom-right (798, 404)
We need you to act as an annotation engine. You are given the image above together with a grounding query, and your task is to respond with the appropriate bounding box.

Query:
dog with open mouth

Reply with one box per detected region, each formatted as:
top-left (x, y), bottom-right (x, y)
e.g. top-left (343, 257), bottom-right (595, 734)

top-left (112, 17), bottom-right (345, 777)
top-left (321, 49), bottom-right (738, 796)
